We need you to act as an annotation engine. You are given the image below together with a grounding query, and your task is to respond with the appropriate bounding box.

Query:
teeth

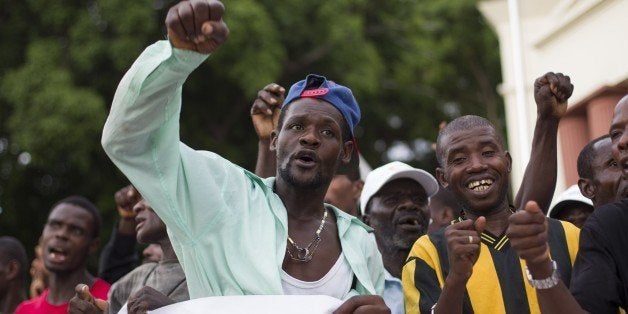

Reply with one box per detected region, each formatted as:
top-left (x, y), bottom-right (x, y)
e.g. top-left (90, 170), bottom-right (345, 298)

top-left (467, 179), bottom-right (494, 190)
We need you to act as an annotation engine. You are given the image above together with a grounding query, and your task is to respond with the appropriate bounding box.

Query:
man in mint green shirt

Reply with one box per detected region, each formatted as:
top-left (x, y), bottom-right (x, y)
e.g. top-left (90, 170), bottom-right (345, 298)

top-left (102, 0), bottom-right (386, 312)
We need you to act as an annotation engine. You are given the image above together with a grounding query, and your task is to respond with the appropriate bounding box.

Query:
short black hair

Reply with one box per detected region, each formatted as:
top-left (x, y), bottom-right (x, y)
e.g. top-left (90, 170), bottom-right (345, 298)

top-left (436, 115), bottom-right (502, 166)
top-left (0, 236), bottom-right (28, 282)
top-left (50, 195), bottom-right (102, 239)
top-left (577, 135), bottom-right (610, 180)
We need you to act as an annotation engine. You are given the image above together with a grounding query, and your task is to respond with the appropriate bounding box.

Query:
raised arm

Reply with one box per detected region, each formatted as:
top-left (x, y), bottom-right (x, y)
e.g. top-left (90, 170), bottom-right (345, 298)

top-left (251, 83), bottom-right (284, 178)
top-left (101, 0), bottom-right (229, 234)
top-left (514, 72), bottom-right (573, 213)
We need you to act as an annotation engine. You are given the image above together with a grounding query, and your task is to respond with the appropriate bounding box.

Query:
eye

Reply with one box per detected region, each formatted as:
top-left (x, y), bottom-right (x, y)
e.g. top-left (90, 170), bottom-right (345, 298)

top-left (69, 227), bottom-right (84, 236)
top-left (450, 156), bottom-right (466, 165)
top-left (608, 159), bottom-right (618, 168)
top-left (412, 196), bottom-right (427, 205)
top-left (482, 150), bottom-right (495, 157)
top-left (383, 197), bottom-right (398, 206)
top-left (610, 129), bottom-right (622, 141)
top-left (321, 129), bottom-right (335, 137)
top-left (288, 124), bottom-right (303, 131)
top-left (47, 221), bottom-right (61, 229)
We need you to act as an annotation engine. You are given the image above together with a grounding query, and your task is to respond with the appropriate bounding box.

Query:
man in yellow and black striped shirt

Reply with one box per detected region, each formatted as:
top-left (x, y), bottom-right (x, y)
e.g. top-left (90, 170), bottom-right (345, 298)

top-left (403, 215), bottom-right (579, 313)
top-left (403, 72), bottom-right (579, 313)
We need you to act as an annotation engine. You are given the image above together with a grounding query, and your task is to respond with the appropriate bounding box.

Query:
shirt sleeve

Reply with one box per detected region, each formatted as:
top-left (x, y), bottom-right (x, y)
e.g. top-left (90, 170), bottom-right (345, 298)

top-left (402, 235), bottom-right (443, 314)
top-left (570, 214), bottom-right (622, 314)
top-left (102, 41), bottom-right (255, 241)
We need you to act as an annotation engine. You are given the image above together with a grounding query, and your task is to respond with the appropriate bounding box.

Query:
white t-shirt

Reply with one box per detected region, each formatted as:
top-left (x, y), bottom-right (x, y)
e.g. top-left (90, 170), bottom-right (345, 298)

top-left (281, 253), bottom-right (354, 300)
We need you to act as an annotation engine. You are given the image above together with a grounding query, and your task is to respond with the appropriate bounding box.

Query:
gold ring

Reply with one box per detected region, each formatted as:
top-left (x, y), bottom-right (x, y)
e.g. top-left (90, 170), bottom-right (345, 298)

top-left (468, 235), bottom-right (473, 244)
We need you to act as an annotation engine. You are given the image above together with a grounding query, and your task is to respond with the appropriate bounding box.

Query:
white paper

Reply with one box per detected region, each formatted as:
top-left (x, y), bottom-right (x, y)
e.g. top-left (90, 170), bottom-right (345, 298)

top-left (117, 295), bottom-right (343, 314)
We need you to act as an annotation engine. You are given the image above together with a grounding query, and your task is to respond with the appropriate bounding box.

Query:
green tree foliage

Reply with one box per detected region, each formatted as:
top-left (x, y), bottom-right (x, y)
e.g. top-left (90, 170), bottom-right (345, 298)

top-left (0, 0), bottom-right (502, 261)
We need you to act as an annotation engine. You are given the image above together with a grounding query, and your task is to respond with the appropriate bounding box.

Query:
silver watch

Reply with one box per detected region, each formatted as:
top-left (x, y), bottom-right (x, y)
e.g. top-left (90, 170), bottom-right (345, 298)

top-left (525, 260), bottom-right (559, 289)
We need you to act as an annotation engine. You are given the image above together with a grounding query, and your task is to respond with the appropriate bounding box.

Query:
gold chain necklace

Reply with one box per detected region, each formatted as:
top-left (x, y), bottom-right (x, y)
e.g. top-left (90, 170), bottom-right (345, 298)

top-left (286, 208), bottom-right (328, 262)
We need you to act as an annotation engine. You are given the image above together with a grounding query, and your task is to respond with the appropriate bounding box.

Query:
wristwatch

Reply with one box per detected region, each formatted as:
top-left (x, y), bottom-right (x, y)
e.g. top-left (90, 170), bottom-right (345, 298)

top-left (525, 260), bottom-right (559, 289)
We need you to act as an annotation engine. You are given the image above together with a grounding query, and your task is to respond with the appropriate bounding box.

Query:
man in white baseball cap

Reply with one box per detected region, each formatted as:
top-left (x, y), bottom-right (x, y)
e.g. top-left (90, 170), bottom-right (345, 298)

top-left (548, 185), bottom-right (594, 228)
top-left (360, 161), bottom-right (438, 314)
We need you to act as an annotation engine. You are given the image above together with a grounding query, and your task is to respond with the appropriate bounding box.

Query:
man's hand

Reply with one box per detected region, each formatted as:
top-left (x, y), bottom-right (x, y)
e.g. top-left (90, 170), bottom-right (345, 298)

top-left (507, 201), bottom-right (550, 266)
top-left (333, 295), bottom-right (390, 314)
top-left (165, 0), bottom-right (229, 54)
top-left (534, 72), bottom-right (574, 119)
top-left (251, 83), bottom-right (285, 140)
top-left (444, 217), bottom-right (486, 282)
top-left (115, 185), bottom-right (141, 219)
top-left (68, 284), bottom-right (108, 314)
top-left (127, 286), bottom-right (175, 314)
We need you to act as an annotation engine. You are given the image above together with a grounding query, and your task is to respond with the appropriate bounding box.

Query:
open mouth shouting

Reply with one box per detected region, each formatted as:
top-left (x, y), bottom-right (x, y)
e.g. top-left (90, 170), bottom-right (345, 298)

top-left (397, 215), bottom-right (425, 231)
top-left (293, 150), bottom-right (319, 168)
top-left (47, 246), bottom-right (69, 264)
top-left (466, 178), bottom-right (494, 193)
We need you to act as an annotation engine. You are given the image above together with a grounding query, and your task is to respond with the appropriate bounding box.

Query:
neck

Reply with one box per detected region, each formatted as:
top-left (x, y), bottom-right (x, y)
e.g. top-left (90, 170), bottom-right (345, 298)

top-left (275, 177), bottom-right (328, 219)
top-left (1, 283), bottom-right (26, 313)
top-left (159, 239), bottom-right (178, 263)
top-left (382, 248), bottom-right (407, 279)
top-left (47, 268), bottom-right (94, 305)
top-left (464, 201), bottom-right (512, 235)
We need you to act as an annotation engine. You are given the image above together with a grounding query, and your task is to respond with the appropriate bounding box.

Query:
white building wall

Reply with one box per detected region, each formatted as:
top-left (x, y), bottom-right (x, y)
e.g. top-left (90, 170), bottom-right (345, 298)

top-left (478, 0), bottom-right (628, 197)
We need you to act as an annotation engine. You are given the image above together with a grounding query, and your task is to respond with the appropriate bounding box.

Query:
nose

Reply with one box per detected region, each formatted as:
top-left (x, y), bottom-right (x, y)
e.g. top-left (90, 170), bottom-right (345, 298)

top-left (53, 225), bottom-right (70, 240)
top-left (466, 154), bottom-right (488, 173)
top-left (299, 129), bottom-right (320, 148)
top-left (132, 200), bottom-right (146, 215)
top-left (397, 198), bottom-right (421, 212)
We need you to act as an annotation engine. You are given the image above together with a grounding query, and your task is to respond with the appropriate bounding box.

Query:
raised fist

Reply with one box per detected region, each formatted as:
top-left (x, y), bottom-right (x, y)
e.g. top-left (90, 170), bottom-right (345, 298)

top-left (251, 83), bottom-right (285, 140)
top-left (115, 185), bottom-right (141, 219)
top-left (534, 72), bottom-right (574, 119)
top-left (165, 0), bottom-right (229, 54)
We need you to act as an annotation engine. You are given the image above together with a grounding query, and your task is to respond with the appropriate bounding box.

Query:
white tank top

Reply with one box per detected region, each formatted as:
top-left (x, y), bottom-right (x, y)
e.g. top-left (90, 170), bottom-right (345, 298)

top-left (280, 253), bottom-right (354, 300)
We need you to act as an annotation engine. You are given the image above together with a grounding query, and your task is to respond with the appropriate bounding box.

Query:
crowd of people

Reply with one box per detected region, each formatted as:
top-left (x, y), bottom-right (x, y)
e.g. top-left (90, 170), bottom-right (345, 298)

top-left (1, 0), bottom-right (627, 313)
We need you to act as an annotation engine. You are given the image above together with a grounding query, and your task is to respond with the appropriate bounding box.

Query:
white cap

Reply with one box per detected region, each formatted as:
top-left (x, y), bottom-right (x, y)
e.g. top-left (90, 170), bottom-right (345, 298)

top-left (547, 185), bottom-right (593, 218)
top-left (359, 161), bottom-right (439, 215)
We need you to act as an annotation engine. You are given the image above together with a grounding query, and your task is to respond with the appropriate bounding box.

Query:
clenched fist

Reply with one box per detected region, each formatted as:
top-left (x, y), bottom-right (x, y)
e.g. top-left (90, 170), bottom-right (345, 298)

top-left (534, 72), bottom-right (574, 119)
top-left (165, 0), bottom-right (229, 54)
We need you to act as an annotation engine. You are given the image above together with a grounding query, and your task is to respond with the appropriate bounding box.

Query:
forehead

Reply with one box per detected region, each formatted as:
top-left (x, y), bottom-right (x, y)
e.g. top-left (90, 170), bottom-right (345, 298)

top-left (48, 203), bottom-right (94, 230)
top-left (442, 126), bottom-right (502, 152)
top-left (284, 98), bottom-right (345, 126)
top-left (611, 98), bottom-right (628, 128)
top-left (592, 138), bottom-right (613, 162)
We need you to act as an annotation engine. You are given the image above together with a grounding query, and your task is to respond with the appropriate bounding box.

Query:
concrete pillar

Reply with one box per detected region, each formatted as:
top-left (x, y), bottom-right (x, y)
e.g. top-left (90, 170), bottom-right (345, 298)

top-left (587, 94), bottom-right (625, 138)
top-left (559, 114), bottom-right (589, 186)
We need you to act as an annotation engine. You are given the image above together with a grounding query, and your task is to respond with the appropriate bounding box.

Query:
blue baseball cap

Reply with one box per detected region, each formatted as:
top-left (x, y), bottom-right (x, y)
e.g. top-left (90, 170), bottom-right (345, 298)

top-left (283, 74), bottom-right (361, 136)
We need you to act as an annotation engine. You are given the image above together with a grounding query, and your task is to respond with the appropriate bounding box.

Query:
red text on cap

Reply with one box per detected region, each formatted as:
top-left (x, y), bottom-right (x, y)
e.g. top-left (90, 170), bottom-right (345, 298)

top-left (301, 88), bottom-right (329, 97)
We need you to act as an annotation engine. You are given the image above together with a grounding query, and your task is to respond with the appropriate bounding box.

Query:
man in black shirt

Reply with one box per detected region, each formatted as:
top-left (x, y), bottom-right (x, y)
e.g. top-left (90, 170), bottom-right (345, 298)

top-left (507, 94), bottom-right (628, 313)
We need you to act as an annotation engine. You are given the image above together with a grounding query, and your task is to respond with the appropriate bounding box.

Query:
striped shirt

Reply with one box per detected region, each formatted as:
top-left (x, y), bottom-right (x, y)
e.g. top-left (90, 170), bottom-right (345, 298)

top-left (402, 218), bottom-right (579, 314)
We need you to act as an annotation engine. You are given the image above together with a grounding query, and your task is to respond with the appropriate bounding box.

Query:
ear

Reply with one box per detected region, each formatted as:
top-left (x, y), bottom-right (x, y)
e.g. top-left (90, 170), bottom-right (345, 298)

top-left (436, 167), bottom-right (448, 188)
top-left (6, 260), bottom-right (20, 281)
top-left (505, 151), bottom-right (512, 173)
top-left (340, 140), bottom-right (354, 164)
top-left (270, 130), bottom-right (278, 152)
top-left (352, 180), bottom-right (364, 202)
top-left (88, 237), bottom-right (99, 255)
top-left (578, 178), bottom-right (595, 200)
top-left (362, 213), bottom-right (371, 226)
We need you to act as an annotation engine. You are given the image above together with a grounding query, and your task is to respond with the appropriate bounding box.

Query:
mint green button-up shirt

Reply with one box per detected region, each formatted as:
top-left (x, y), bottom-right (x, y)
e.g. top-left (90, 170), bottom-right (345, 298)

top-left (102, 41), bottom-right (385, 300)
